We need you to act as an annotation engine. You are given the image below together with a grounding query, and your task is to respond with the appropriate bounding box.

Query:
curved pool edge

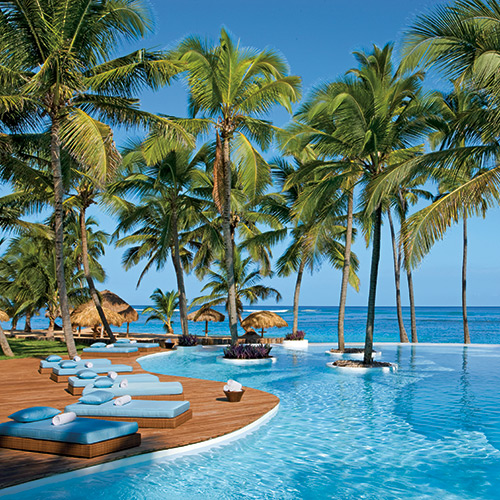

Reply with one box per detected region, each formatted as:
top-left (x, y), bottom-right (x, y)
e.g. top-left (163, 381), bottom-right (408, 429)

top-left (0, 402), bottom-right (280, 497)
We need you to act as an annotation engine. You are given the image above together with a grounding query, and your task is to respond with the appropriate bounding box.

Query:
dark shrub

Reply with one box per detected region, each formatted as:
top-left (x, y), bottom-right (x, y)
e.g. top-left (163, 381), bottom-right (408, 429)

top-left (223, 343), bottom-right (272, 359)
top-left (284, 330), bottom-right (305, 341)
top-left (177, 334), bottom-right (198, 346)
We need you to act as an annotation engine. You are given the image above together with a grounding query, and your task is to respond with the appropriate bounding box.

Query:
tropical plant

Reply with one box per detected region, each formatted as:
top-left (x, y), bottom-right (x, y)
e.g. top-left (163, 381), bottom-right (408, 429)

top-left (175, 28), bottom-right (301, 343)
top-left (0, 0), bottom-right (182, 356)
top-left (223, 343), bottom-right (272, 359)
top-left (177, 334), bottom-right (198, 346)
top-left (284, 330), bottom-right (305, 341)
top-left (191, 249), bottom-right (282, 325)
top-left (143, 289), bottom-right (179, 334)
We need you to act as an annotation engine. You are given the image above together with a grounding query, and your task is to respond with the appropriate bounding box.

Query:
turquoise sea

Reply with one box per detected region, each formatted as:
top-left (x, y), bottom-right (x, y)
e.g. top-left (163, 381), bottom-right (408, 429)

top-left (28, 306), bottom-right (500, 344)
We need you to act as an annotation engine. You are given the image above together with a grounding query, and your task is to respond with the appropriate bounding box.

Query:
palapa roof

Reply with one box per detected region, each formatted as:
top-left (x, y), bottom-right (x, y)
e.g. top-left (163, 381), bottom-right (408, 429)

top-left (0, 310), bottom-right (9, 322)
top-left (187, 307), bottom-right (225, 323)
top-left (241, 310), bottom-right (288, 330)
top-left (71, 290), bottom-right (139, 324)
top-left (71, 306), bottom-right (125, 327)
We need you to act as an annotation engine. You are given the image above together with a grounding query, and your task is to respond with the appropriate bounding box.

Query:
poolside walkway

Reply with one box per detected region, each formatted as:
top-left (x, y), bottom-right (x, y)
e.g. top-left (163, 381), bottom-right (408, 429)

top-left (0, 351), bottom-right (279, 490)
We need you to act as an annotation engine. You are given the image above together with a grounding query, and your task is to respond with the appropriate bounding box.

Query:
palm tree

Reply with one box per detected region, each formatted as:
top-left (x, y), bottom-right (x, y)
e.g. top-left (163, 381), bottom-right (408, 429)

top-left (143, 289), bottom-right (179, 334)
top-left (191, 249), bottom-right (282, 325)
top-left (0, 0), bottom-right (182, 356)
top-left (176, 28), bottom-right (301, 343)
top-left (110, 143), bottom-right (207, 336)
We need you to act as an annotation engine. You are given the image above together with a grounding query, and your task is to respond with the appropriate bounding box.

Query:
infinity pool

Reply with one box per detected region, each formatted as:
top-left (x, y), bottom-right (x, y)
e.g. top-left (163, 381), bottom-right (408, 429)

top-left (7, 344), bottom-right (500, 499)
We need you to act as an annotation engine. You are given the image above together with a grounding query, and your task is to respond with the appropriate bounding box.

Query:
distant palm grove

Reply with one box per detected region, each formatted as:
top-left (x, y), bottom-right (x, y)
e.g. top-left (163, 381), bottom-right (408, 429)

top-left (0, 0), bottom-right (499, 364)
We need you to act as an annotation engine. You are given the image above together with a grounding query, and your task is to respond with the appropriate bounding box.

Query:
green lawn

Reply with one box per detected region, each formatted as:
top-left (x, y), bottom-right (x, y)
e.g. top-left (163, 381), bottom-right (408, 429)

top-left (0, 338), bottom-right (86, 360)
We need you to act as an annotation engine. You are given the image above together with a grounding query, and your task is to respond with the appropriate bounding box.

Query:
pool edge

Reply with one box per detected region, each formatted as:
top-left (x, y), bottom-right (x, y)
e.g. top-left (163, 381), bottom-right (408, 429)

top-left (0, 402), bottom-right (279, 496)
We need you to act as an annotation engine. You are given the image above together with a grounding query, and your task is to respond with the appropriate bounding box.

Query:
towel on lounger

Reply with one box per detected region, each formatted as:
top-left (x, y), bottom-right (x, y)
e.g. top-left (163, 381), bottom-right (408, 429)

top-left (108, 371), bottom-right (117, 380)
top-left (119, 379), bottom-right (128, 388)
top-left (114, 395), bottom-right (131, 406)
top-left (73, 356), bottom-right (81, 362)
top-left (106, 344), bottom-right (114, 349)
top-left (52, 412), bottom-right (76, 426)
top-left (130, 340), bottom-right (137, 344)
top-left (85, 362), bottom-right (93, 368)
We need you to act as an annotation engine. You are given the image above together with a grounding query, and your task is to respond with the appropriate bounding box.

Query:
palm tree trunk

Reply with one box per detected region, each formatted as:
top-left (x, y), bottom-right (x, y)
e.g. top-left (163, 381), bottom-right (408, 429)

top-left (401, 210), bottom-right (418, 342)
top-left (11, 317), bottom-right (17, 332)
top-left (292, 258), bottom-right (306, 334)
top-left (50, 115), bottom-right (77, 357)
top-left (221, 134), bottom-right (239, 343)
top-left (462, 215), bottom-right (470, 344)
top-left (170, 207), bottom-right (189, 336)
top-left (337, 188), bottom-right (354, 351)
top-left (79, 207), bottom-right (116, 342)
top-left (388, 209), bottom-right (409, 343)
top-left (47, 313), bottom-right (55, 338)
top-left (363, 206), bottom-right (383, 365)
top-left (0, 323), bottom-right (13, 356)
top-left (24, 312), bottom-right (31, 333)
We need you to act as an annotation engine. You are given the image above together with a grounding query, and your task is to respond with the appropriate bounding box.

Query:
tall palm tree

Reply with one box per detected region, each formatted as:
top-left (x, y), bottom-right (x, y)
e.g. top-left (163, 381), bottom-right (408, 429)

top-left (191, 249), bottom-right (282, 325)
top-left (110, 143), bottom-right (207, 335)
top-left (176, 28), bottom-right (301, 343)
top-left (0, 0), bottom-right (182, 356)
top-left (143, 289), bottom-right (179, 334)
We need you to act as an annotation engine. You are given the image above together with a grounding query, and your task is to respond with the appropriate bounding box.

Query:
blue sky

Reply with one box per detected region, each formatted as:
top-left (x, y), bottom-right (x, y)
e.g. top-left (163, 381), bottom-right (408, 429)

top-left (80, 0), bottom-right (498, 307)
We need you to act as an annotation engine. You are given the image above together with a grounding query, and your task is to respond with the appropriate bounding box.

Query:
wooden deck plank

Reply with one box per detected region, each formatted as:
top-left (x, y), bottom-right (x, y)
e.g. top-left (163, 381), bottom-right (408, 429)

top-left (0, 353), bottom-right (279, 490)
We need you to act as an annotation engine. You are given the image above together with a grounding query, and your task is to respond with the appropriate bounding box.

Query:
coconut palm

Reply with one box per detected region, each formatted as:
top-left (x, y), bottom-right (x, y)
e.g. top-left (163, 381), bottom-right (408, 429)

top-left (143, 289), bottom-right (179, 334)
top-left (191, 249), bottom-right (282, 325)
top-left (0, 0), bottom-right (183, 356)
top-left (175, 28), bottom-right (301, 343)
top-left (110, 143), bottom-right (208, 336)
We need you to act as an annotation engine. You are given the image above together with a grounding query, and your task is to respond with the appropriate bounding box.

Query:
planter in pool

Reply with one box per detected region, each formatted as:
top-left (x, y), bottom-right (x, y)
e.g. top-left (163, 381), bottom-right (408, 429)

top-left (326, 361), bottom-right (397, 374)
top-left (325, 349), bottom-right (381, 360)
top-left (217, 356), bottom-right (277, 365)
top-left (283, 339), bottom-right (308, 350)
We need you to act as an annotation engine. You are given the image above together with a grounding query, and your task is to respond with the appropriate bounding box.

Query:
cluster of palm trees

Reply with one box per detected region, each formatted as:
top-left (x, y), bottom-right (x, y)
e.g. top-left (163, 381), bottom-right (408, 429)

top-left (0, 0), bottom-right (499, 364)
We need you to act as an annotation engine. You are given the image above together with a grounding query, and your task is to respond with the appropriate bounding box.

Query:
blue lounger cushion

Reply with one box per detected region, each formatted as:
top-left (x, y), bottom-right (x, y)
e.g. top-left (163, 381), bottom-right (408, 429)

top-left (46, 355), bottom-right (62, 362)
top-left (52, 364), bottom-right (133, 376)
top-left (83, 347), bottom-right (139, 353)
top-left (135, 342), bottom-right (160, 348)
top-left (82, 381), bottom-right (183, 397)
top-left (68, 373), bottom-right (159, 388)
top-left (0, 417), bottom-right (138, 444)
top-left (39, 358), bottom-right (111, 370)
top-left (66, 400), bottom-right (190, 419)
top-left (115, 339), bottom-right (130, 343)
top-left (9, 407), bottom-right (61, 423)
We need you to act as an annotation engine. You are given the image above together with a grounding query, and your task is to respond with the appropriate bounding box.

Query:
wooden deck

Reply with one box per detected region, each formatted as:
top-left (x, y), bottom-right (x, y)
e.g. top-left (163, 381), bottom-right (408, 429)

top-left (0, 352), bottom-right (279, 490)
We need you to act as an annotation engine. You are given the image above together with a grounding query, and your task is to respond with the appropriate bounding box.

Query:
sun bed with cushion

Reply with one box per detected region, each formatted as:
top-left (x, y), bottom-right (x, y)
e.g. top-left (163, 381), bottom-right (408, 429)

top-left (65, 399), bottom-right (192, 428)
top-left (114, 338), bottom-right (162, 352)
top-left (39, 358), bottom-right (111, 374)
top-left (50, 364), bottom-right (133, 383)
top-left (81, 381), bottom-right (184, 400)
top-left (82, 346), bottom-right (139, 358)
top-left (67, 373), bottom-right (159, 395)
top-left (0, 408), bottom-right (140, 458)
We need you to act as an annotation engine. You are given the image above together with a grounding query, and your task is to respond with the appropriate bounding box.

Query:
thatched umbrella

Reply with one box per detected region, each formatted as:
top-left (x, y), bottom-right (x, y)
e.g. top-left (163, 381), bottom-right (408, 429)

top-left (0, 310), bottom-right (9, 322)
top-left (241, 311), bottom-right (288, 337)
top-left (187, 307), bottom-right (225, 336)
top-left (71, 306), bottom-right (125, 338)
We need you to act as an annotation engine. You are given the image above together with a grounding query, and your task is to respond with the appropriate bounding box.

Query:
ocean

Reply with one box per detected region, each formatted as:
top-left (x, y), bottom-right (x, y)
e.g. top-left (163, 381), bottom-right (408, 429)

top-left (26, 306), bottom-right (500, 344)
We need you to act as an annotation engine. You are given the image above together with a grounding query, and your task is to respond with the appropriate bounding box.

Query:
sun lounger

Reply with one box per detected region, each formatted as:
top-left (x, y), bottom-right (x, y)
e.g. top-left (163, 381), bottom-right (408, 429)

top-left (81, 381), bottom-right (184, 400)
top-left (65, 399), bottom-right (192, 428)
top-left (50, 364), bottom-right (133, 383)
top-left (38, 358), bottom-right (111, 374)
top-left (114, 339), bottom-right (162, 353)
top-left (0, 416), bottom-right (140, 458)
top-left (82, 346), bottom-right (139, 358)
top-left (67, 373), bottom-right (160, 395)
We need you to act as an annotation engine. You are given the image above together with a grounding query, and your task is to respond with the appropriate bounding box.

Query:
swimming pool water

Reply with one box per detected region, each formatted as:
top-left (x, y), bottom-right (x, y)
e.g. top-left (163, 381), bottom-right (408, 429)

top-left (8, 344), bottom-right (500, 499)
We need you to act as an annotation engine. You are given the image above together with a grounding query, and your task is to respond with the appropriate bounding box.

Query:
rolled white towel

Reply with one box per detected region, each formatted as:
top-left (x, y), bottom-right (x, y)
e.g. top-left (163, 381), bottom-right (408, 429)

top-left (114, 395), bottom-right (131, 406)
top-left (223, 384), bottom-right (230, 392)
top-left (52, 412), bottom-right (76, 426)
top-left (108, 371), bottom-right (118, 380)
top-left (73, 355), bottom-right (81, 362)
top-left (85, 361), bottom-right (93, 368)
top-left (105, 344), bottom-right (114, 349)
top-left (119, 379), bottom-right (128, 388)
top-left (130, 340), bottom-right (137, 344)
top-left (227, 379), bottom-right (242, 391)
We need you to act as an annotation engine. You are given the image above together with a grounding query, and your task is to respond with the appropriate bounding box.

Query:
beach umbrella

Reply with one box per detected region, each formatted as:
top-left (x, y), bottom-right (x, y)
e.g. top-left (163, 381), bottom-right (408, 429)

top-left (187, 307), bottom-right (225, 336)
top-left (71, 306), bottom-right (125, 330)
top-left (73, 290), bottom-right (139, 336)
top-left (0, 310), bottom-right (9, 322)
top-left (241, 311), bottom-right (288, 337)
